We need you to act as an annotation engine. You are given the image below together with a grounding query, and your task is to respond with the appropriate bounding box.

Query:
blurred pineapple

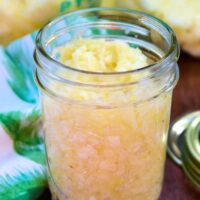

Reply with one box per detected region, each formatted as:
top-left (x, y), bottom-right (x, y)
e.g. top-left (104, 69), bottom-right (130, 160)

top-left (108, 0), bottom-right (200, 57)
top-left (137, 0), bottom-right (200, 57)
top-left (0, 0), bottom-right (96, 45)
top-left (2, 0), bottom-right (200, 57)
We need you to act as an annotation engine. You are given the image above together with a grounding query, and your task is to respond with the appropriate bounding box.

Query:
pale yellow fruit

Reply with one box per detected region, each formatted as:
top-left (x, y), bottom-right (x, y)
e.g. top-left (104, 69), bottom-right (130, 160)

top-left (118, 0), bottom-right (200, 57)
top-left (0, 0), bottom-right (90, 45)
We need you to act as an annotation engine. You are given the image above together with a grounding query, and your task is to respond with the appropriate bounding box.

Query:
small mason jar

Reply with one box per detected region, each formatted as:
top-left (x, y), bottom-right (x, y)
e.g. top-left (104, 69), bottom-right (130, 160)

top-left (34, 8), bottom-right (179, 200)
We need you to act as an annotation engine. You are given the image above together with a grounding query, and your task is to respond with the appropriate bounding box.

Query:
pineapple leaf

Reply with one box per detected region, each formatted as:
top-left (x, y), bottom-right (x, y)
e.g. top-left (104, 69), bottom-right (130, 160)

top-left (0, 108), bottom-right (45, 165)
top-left (0, 169), bottom-right (47, 200)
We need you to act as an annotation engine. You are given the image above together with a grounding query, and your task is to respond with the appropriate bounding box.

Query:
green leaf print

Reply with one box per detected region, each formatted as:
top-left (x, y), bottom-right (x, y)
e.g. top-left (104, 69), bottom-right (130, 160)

top-left (0, 33), bottom-right (39, 104)
top-left (60, 1), bottom-right (72, 13)
top-left (0, 170), bottom-right (47, 200)
top-left (0, 108), bottom-right (45, 165)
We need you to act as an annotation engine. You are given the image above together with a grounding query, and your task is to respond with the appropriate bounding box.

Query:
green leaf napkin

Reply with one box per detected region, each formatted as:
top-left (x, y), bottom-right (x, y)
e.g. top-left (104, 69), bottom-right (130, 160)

top-left (0, 108), bottom-right (46, 200)
top-left (0, 29), bottom-right (46, 200)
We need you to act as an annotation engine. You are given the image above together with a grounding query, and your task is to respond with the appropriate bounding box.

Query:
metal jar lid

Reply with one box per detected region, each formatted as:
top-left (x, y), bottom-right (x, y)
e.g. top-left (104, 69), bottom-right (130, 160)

top-left (168, 111), bottom-right (200, 188)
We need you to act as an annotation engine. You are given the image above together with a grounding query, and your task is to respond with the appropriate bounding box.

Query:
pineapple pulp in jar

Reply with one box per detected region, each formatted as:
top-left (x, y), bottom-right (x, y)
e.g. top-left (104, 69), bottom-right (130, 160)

top-left (35, 8), bottom-right (179, 200)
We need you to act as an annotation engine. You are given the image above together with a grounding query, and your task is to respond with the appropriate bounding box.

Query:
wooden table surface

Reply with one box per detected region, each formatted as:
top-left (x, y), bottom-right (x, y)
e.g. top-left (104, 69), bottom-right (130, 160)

top-left (40, 52), bottom-right (200, 200)
top-left (159, 52), bottom-right (200, 200)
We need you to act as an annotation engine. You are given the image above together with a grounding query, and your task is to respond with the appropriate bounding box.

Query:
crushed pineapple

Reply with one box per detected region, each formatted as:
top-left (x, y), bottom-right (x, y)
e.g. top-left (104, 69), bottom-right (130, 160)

top-left (50, 39), bottom-right (150, 104)
top-left (43, 39), bottom-right (172, 200)
top-left (59, 39), bottom-right (147, 72)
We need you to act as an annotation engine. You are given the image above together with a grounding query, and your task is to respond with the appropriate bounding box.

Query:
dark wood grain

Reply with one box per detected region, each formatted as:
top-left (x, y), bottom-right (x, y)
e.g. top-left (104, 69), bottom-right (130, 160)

top-left (39, 52), bottom-right (200, 200)
top-left (159, 52), bottom-right (200, 200)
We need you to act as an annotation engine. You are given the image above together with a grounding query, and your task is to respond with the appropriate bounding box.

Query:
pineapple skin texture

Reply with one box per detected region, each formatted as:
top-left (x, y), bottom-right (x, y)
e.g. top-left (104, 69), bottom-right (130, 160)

top-left (0, 0), bottom-right (89, 45)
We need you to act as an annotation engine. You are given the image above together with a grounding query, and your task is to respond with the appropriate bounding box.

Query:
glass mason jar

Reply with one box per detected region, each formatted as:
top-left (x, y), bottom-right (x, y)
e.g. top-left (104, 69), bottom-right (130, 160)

top-left (34, 8), bottom-right (179, 200)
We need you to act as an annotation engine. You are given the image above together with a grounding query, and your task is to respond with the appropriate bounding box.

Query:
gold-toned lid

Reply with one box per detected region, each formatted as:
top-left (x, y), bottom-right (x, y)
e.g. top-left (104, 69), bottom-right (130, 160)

top-left (168, 111), bottom-right (200, 188)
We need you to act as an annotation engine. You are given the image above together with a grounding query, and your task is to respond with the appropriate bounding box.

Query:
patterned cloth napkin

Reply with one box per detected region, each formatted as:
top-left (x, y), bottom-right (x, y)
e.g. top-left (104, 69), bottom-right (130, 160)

top-left (0, 32), bottom-right (47, 200)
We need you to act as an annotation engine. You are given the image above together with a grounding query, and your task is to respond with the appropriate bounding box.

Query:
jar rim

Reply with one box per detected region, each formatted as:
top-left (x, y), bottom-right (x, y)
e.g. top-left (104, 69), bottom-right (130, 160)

top-left (35, 7), bottom-right (180, 76)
